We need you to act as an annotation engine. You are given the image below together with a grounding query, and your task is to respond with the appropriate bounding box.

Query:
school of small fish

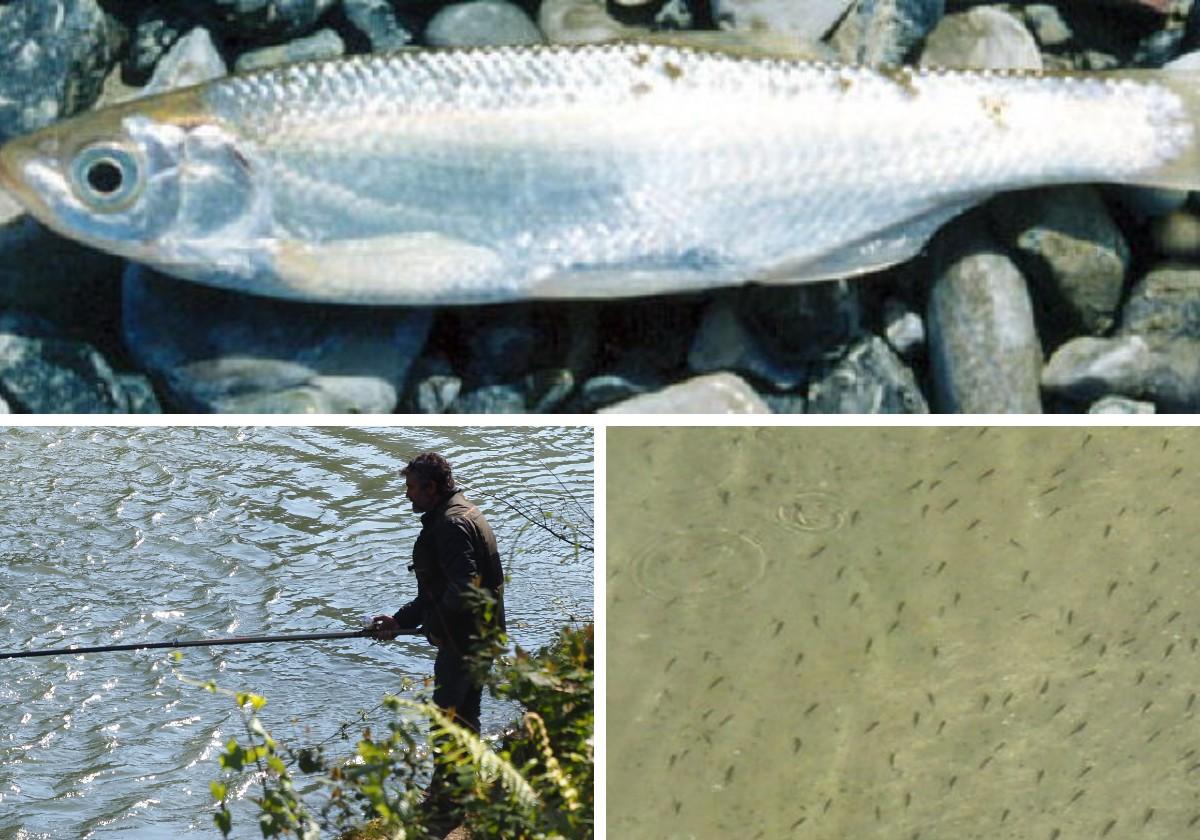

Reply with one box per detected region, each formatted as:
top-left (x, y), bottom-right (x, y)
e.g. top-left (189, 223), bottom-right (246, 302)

top-left (1, 40), bottom-right (1198, 305)
top-left (608, 426), bottom-right (1200, 840)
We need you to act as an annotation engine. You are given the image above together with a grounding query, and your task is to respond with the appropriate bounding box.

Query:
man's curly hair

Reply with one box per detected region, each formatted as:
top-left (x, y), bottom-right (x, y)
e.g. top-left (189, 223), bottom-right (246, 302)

top-left (401, 452), bottom-right (456, 495)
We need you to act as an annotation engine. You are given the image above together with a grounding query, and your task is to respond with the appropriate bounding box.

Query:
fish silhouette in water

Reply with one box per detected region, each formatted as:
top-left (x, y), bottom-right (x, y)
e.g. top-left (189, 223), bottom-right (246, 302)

top-left (1, 39), bottom-right (1198, 305)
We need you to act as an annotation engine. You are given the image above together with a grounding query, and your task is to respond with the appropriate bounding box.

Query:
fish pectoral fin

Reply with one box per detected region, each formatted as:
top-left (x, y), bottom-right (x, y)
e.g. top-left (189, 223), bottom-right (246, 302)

top-left (754, 198), bottom-right (986, 285)
top-left (269, 233), bottom-right (508, 305)
top-left (630, 31), bottom-right (834, 62)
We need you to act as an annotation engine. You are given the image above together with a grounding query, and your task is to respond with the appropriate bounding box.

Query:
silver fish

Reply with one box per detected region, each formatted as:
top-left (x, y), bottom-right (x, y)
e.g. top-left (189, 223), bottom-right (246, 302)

top-left (1, 41), bottom-right (1198, 305)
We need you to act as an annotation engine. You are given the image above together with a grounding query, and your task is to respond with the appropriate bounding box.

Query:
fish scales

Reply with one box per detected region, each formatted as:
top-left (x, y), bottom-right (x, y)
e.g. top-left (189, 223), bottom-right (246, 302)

top-left (0, 42), bottom-right (1197, 304)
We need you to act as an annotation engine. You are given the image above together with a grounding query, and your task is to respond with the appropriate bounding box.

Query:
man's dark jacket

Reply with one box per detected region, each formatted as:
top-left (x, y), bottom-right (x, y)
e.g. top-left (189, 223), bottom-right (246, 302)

top-left (393, 490), bottom-right (505, 654)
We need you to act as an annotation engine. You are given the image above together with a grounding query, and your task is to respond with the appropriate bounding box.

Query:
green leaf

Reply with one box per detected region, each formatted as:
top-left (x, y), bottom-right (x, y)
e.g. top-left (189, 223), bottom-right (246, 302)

top-left (210, 781), bottom-right (227, 802)
top-left (237, 691), bottom-right (267, 711)
top-left (213, 806), bottom-right (232, 836)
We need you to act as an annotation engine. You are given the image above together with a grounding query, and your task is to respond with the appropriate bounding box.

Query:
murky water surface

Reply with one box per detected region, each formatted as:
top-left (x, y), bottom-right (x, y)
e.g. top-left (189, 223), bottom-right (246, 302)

top-left (0, 425), bottom-right (593, 839)
top-left (608, 427), bottom-right (1200, 840)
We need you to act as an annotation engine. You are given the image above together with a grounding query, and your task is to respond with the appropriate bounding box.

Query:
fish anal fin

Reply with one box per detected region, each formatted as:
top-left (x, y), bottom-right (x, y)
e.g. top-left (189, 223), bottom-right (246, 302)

top-left (755, 198), bottom-right (985, 285)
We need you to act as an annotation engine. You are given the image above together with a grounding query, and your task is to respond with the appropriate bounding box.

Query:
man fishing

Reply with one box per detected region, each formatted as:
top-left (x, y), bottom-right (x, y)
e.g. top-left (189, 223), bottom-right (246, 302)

top-left (369, 452), bottom-right (505, 817)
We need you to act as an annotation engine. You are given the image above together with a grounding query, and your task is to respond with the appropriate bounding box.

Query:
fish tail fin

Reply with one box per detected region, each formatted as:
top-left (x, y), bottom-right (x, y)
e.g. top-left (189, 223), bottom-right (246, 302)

top-left (1114, 66), bottom-right (1200, 190)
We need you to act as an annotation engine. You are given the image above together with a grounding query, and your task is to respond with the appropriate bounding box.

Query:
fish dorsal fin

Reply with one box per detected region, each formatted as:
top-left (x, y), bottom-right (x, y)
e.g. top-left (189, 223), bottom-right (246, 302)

top-left (630, 30), bottom-right (834, 62)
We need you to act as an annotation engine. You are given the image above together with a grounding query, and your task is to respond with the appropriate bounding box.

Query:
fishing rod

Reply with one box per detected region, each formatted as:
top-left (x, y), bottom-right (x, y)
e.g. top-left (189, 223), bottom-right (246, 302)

top-left (0, 627), bottom-right (423, 660)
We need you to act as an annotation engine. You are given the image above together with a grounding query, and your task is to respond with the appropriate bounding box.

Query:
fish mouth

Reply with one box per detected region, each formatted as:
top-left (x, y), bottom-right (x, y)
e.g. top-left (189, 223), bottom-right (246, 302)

top-left (0, 136), bottom-right (43, 217)
top-left (0, 134), bottom-right (66, 232)
top-left (0, 139), bottom-right (22, 199)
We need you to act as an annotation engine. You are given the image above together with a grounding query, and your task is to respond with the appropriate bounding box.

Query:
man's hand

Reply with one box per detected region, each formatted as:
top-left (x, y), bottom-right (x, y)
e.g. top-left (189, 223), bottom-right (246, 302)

top-left (369, 615), bottom-right (402, 640)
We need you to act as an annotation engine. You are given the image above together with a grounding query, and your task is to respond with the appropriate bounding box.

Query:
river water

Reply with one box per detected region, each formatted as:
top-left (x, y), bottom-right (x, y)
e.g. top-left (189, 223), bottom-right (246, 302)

top-left (608, 426), bottom-right (1200, 840)
top-left (0, 425), bottom-right (593, 839)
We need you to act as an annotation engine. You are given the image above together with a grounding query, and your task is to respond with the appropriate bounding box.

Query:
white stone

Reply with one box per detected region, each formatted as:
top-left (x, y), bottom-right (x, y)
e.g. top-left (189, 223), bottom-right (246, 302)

top-left (920, 7), bottom-right (1042, 71)
top-left (599, 373), bottom-right (772, 414)
top-left (713, 0), bottom-right (853, 40)
top-left (427, 0), bottom-right (543, 47)
top-left (538, 0), bottom-right (641, 44)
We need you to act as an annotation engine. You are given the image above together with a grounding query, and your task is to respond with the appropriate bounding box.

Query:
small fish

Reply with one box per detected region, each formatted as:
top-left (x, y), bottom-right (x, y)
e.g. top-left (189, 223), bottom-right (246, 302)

top-left (2, 41), bottom-right (1200, 304)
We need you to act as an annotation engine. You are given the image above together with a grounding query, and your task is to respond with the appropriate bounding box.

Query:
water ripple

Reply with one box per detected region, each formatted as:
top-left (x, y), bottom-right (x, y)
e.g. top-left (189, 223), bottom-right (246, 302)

top-left (0, 426), bottom-right (592, 838)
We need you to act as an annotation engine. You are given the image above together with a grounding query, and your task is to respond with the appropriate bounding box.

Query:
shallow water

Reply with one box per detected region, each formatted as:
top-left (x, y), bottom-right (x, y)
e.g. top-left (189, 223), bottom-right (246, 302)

top-left (0, 425), bottom-right (593, 839)
top-left (608, 426), bottom-right (1200, 840)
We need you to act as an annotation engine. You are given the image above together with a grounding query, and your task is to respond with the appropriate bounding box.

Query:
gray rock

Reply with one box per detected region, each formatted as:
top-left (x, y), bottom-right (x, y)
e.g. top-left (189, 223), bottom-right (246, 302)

top-left (127, 2), bottom-right (195, 83)
top-left (652, 0), bottom-right (695, 28)
top-left (195, 0), bottom-right (338, 37)
top-left (1089, 395), bottom-right (1156, 414)
top-left (144, 27), bottom-right (228, 95)
top-left (919, 7), bottom-right (1042, 70)
top-left (1023, 4), bottom-right (1071, 47)
top-left (461, 306), bottom-right (538, 381)
top-left (1166, 48), bottom-right (1200, 71)
top-left (122, 265), bottom-right (431, 413)
top-left (1110, 186), bottom-right (1189, 220)
top-left (739, 280), bottom-right (862, 361)
top-left (1042, 336), bottom-right (1152, 403)
top-left (1041, 334), bottom-right (1200, 411)
top-left (598, 372), bottom-right (772, 413)
top-left (1133, 27), bottom-right (1183, 67)
top-left (576, 373), bottom-right (650, 411)
top-left (688, 282), bottom-right (861, 391)
top-left (175, 364), bottom-right (393, 413)
top-left (883, 297), bottom-right (925, 359)
top-left (759, 391), bottom-right (807, 413)
top-left (343, 0), bottom-right (414, 52)
top-left (1149, 212), bottom-right (1200, 259)
top-left (1081, 50), bottom-right (1121, 71)
top-left (1119, 263), bottom-right (1200, 341)
top-left (414, 375), bottom-right (462, 413)
top-left (406, 354), bottom-right (461, 413)
top-left (687, 296), bottom-right (807, 390)
top-left (100, 27), bottom-right (226, 107)
top-left (527, 368), bottom-right (575, 412)
top-left (807, 335), bottom-right (929, 413)
top-left (455, 383), bottom-right (527, 413)
top-left (713, 0), bottom-right (853, 39)
top-left (116, 374), bottom-right (163, 413)
top-left (539, 0), bottom-right (641, 43)
top-left (102, 26), bottom-right (226, 109)
top-left (0, 311), bottom-right (131, 413)
top-left (0, 0), bottom-right (125, 142)
top-left (0, 187), bottom-right (124, 331)
top-left (831, 0), bottom-right (945, 66)
top-left (926, 222), bottom-right (1043, 413)
top-left (607, 0), bottom-right (668, 27)
top-left (235, 27), bottom-right (344, 72)
top-left (990, 186), bottom-right (1129, 340)
top-left (602, 299), bottom-right (697, 378)
top-left (426, 1), bottom-right (543, 47)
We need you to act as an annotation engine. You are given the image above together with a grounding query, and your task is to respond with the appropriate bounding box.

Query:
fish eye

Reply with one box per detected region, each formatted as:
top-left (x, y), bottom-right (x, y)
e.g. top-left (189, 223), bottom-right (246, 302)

top-left (70, 144), bottom-right (143, 210)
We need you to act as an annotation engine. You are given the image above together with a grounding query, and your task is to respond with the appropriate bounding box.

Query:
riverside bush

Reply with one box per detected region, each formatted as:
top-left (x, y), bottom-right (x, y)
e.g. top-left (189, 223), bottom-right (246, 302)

top-left (190, 620), bottom-right (593, 839)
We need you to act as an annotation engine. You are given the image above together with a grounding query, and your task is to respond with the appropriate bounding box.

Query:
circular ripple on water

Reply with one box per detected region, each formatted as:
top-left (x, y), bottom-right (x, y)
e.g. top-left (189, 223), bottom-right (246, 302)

top-left (776, 491), bottom-right (847, 533)
top-left (632, 529), bottom-right (767, 601)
